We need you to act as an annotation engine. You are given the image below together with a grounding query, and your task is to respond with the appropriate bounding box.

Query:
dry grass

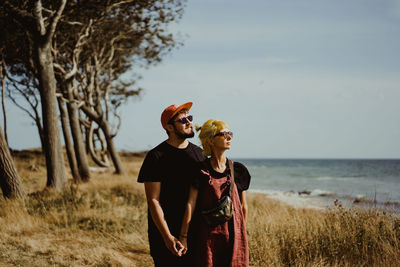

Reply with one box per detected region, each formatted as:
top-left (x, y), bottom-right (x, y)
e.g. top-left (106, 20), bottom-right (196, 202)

top-left (1, 151), bottom-right (399, 266)
top-left (247, 194), bottom-right (400, 267)
top-left (1, 151), bottom-right (151, 266)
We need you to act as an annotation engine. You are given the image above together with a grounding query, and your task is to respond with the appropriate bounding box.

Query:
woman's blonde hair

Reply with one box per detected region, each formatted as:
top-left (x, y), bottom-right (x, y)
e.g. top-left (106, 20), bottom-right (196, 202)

top-left (196, 119), bottom-right (229, 157)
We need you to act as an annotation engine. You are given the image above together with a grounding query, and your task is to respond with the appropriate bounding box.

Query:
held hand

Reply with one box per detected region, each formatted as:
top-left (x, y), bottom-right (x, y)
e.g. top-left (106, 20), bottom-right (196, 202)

top-left (179, 236), bottom-right (188, 255)
top-left (164, 235), bottom-right (185, 256)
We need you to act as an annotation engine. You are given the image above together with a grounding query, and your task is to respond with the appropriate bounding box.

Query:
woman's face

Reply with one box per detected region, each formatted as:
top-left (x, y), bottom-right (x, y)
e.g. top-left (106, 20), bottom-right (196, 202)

top-left (211, 128), bottom-right (233, 152)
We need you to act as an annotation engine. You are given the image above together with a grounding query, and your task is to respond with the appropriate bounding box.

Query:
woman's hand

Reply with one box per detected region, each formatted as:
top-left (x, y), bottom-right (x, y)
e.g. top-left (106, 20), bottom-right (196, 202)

top-left (179, 236), bottom-right (188, 255)
top-left (163, 234), bottom-right (185, 256)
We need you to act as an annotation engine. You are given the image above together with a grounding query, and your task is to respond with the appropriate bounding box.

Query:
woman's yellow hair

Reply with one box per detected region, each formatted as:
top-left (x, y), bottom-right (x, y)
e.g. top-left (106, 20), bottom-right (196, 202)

top-left (196, 119), bottom-right (229, 157)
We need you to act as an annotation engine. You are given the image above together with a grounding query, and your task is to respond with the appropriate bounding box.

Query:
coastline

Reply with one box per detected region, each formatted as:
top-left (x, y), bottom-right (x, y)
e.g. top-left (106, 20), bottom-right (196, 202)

top-left (250, 188), bottom-right (400, 214)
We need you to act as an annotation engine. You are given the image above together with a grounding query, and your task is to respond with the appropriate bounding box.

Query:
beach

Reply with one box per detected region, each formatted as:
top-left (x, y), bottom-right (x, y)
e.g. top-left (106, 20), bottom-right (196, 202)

top-left (0, 151), bottom-right (399, 266)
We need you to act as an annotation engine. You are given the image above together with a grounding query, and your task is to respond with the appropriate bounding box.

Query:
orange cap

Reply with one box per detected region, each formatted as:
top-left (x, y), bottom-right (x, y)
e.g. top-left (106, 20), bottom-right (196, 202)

top-left (161, 102), bottom-right (193, 129)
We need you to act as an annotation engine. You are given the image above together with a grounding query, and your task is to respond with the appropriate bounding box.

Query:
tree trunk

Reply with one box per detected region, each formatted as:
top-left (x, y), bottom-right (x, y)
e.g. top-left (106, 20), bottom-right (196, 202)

top-left (0, 61), bottom-right (7, 143)
top-left (66, 85), bottom-right (90, 181)
top-left (57, 97), bottom-right (81, 183)
top-left (100, 119), bottom-right (125, 174)
top-left (35, 116), bottom-right (45, 151)
top-left (0, 126), bottom-right (25, 199)
top-left (36, 44), bottom-right (67, 190)
top-left (85, 120), bottom-right (109, 167)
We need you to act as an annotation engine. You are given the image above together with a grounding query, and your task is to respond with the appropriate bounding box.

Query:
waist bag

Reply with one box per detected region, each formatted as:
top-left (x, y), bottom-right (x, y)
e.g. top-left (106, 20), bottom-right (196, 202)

top-left (201, 160), bottom-right (235, 227)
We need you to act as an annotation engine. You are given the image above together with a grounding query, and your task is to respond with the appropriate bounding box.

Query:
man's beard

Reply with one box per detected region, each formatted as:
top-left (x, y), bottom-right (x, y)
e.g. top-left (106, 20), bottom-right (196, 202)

top-left (174, 126), bottom-right (195, 139)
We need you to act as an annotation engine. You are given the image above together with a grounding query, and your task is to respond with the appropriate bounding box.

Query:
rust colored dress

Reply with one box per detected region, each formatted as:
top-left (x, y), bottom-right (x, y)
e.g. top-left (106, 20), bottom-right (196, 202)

top-left (192, 160), bottom-right (249, 267)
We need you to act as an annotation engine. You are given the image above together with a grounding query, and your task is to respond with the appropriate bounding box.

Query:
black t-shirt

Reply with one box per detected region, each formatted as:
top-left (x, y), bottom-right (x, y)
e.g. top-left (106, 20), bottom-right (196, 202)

top-left (137, 141), bottom-right (205, 257)
top-left (192, 158), bottom-right (251, 197)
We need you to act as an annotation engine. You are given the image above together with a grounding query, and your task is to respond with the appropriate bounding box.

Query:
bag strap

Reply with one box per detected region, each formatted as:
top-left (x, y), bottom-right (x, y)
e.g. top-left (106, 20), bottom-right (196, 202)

top-left (202, 158), bottom-right (235, 196)
top-left (228, 160), bottom-right (235, 197)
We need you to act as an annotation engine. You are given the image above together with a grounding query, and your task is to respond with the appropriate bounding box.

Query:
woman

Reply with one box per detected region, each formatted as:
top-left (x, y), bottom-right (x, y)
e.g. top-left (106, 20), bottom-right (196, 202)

top-left (179, 119), bottom-right (251, 267)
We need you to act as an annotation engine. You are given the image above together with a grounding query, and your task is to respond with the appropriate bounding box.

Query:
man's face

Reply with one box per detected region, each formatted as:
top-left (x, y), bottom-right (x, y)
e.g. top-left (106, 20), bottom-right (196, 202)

top-left (171, 112), bottom-right (194, 139)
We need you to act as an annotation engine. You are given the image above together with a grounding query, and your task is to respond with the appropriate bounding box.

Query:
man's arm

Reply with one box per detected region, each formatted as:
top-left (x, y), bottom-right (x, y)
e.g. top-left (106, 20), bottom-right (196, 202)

top-left (144, 182), bottom-right (184, 256)
top-left (240, 191), bottom-right (248, 224)
top-left (179, 185), bottom-right (199, 254)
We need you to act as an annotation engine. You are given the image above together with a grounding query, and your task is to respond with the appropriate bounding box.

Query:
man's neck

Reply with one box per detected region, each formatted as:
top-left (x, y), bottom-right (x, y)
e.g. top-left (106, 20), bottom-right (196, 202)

top-left (166, 136), bottom-right (189, 149)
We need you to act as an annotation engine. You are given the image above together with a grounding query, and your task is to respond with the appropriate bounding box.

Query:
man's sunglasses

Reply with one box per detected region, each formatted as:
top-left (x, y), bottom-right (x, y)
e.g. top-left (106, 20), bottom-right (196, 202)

top-left (214, 131), bottom-right (233, 139)
top-left (174, 115), bottom-right (193, 124)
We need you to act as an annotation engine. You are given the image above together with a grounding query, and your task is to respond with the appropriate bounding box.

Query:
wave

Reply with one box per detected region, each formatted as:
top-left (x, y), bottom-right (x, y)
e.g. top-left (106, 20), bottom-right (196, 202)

top-left (249, 188), bottom-right (400, 212)
top-left (316, 176), bottom-right (359, 182)
top-left (316, 176), bottom-right (366, 181)
top-left (249, 189), bottom-right (332, 210)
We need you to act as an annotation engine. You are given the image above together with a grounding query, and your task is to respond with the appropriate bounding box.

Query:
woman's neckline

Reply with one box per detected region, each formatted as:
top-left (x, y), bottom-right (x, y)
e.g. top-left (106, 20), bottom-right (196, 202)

top-left (207, 157), bottom-right (229, 175)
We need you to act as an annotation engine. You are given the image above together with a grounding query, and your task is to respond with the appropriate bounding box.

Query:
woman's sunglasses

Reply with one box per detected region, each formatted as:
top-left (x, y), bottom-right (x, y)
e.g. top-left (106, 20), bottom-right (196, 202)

top-left (214, 131), bottom-right (233, 139)
top-left (174, 115), bottom-right (193, 124)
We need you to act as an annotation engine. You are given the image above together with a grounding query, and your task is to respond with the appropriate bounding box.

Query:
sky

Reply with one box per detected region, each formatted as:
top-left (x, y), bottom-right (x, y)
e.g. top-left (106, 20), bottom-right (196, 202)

top-left (5, 0), bottom-right (400, 159)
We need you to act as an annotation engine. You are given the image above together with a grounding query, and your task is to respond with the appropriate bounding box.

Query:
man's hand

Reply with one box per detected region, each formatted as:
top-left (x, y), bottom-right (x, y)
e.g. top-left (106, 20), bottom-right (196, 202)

top-left (179, 236), bottom-right (188, 255)
top-left (145, 183), bottom-right (185, 256)
top-left (163, 234), bottom-right (185, 256)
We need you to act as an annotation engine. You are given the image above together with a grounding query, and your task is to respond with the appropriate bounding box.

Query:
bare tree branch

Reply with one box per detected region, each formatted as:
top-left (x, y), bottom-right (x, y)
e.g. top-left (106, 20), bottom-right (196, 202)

top-left (61, 21), bottom-right (84, 26)
top-left (106, 0), bottom-right (135, 12)
top-left (65, 19), bottom-right (93, 81)
top-left (33, 0), bottom-right (46, 36)
top-left (81, 104), bottom-right (101, 122)
top-left (45, 0), bottom-right (67, 44)
top-left (41, 7), bottom-right (56, 17)
top-left (53, 63), bottom-right (67, 75)
top-left (110, 111), bottom-right (121, 138)
top-left (7, 88), bottom-right (37, 122)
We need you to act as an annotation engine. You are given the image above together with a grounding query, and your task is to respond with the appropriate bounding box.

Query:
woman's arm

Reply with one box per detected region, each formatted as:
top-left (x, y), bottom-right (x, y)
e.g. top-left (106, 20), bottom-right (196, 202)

top-left (179, 185), bottom-right (199, 254)
top-left (240, 191), bottom-right (248, 224)
top-left (144, 182), bottom-right (184, 256)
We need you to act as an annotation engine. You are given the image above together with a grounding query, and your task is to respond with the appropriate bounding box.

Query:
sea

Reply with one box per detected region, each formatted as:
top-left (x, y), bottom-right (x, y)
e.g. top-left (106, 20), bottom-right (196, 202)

top-left (233, 158), bottom-right (400, 213)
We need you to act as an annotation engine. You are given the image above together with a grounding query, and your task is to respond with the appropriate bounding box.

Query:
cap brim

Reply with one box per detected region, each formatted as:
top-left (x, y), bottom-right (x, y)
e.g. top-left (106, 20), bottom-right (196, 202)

top-left (170, 101), bottom-right (193, 119)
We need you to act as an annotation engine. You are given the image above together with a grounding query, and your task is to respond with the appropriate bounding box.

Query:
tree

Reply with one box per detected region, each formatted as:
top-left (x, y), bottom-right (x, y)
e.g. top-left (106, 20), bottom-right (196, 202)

top-left (0, 52), bottom-right (25, 199)
top-left (57, 96), bottom-right (81, 182)
top-left (53, 20), bottom-right (93, 181)
top-left (2, 0), bottom-right (67, 190)
top-left (0, 125), bottom-right (25, 199)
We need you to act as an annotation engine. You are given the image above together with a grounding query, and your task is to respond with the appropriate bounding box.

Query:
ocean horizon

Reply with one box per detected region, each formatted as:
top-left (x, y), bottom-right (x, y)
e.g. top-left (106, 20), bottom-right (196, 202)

top-left (233, 158), bottom-right (400, 213)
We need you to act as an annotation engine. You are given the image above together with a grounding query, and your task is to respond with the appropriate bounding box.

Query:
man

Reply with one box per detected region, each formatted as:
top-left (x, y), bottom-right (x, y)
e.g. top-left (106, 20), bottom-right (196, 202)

top-left (137, 102), bottom-right (205, 267)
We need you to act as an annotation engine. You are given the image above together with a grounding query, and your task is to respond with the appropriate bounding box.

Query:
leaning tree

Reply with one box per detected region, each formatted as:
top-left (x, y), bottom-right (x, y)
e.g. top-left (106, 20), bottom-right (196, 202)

top-left (0, 125), bottom-right (25, 199)
top-left (2, 0), bottom-right (69, 190)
